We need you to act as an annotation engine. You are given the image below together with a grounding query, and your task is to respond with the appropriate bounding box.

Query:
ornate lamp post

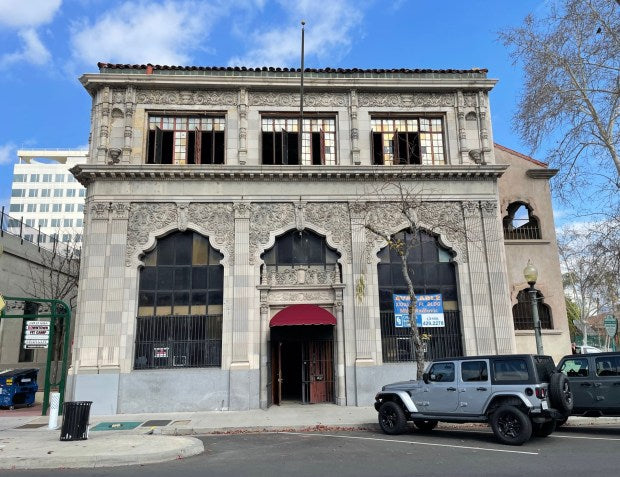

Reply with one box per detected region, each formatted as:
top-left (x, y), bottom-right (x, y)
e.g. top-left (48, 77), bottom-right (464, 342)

top-left (523, 259), bottom-right (544, 355)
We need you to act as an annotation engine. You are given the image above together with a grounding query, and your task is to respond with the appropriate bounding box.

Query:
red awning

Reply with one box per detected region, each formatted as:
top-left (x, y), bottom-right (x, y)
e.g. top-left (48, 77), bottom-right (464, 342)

top-left (269, 304), bottom-right (337, 327)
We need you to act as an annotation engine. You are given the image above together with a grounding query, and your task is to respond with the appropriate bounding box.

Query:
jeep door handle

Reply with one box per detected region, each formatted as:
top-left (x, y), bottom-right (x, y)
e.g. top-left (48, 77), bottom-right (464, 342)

top-left (446, 387), bottom-right (456, 391)
top-left (476, 387), bottom-right (488, 391)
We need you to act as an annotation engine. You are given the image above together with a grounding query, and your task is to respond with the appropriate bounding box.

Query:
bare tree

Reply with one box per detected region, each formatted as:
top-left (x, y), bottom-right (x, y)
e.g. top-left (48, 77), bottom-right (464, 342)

top-left (362, 180), bottom-right (476, 379)
top-left (22, 235), bottom-right (80, 380)
top-left (499, 0), bottom-right (620, 204)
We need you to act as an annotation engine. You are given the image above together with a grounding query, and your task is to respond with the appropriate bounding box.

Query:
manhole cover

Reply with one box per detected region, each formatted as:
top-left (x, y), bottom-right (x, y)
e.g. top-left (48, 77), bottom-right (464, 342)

top-left (90, 421), bottom-right (142, 431)
top-left (141, 420), bottom-right (172, 427)
top-left (15, 423), bottom-right (47, 429)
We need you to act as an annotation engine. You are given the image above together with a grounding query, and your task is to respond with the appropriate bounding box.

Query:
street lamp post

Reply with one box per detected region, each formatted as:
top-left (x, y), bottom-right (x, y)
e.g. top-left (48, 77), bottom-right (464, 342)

top-left (523, 259), bottom-right (544, 355)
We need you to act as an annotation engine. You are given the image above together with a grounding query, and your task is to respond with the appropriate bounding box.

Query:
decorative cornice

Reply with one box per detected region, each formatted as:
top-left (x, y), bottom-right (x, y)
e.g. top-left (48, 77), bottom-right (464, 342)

top-left (70, 164), bottom-right (508, 186)
top-left (526, 169), bottom-right (559, 179)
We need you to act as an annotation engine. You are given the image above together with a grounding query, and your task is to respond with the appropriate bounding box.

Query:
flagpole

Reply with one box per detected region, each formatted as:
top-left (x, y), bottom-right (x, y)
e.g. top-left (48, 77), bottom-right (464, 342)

top-left (299, 20), bottom-right (305, 165)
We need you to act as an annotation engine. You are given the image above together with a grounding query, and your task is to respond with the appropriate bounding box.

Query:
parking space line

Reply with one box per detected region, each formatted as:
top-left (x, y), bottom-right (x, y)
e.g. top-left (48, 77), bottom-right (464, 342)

top-left (277, 432), bottom-right (539, 455)
top-left (553, 434), bottom-right (620, 441)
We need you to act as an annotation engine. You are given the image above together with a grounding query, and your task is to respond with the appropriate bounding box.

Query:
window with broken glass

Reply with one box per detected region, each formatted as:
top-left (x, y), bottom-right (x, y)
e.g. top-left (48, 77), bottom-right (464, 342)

top-left (371, 118), bottom-right (445, 166)
top-left (147, 115), bottom-right (225, 165)
top-left (261, 117), bottom-right (336, 165)
top-left (135, 231), bottom-right (224, 369)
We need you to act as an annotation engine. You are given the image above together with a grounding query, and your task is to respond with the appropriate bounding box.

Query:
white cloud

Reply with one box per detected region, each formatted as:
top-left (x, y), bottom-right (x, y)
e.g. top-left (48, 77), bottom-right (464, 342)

top-left (228, 0), bottom-right (365, 67)
top-left (0, 0), bottom-right (62, 28)
top-left (0, 142), bottom-right (16, 165)
top-left (70, 1), bottom-right (227, 66)
top-left (0, 0), bottom-right (60, 67)
top-left (1, 29), bottom-right (51, 67)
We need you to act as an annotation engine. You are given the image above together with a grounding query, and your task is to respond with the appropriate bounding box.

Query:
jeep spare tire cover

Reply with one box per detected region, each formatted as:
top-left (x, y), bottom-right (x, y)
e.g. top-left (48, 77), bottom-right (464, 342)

top-left (549, 372), bottom-right (573, 413)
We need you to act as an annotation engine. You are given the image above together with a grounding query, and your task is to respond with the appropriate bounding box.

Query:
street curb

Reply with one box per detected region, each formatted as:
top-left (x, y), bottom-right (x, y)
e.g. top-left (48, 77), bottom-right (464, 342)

top-left (158, 423), bottom-right (380, 436)
top-left (0, 436), bottom-right (204, 470)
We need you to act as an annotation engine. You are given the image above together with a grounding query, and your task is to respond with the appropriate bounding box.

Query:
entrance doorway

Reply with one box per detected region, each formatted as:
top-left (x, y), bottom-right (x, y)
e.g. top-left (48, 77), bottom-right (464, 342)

top-left (270, 325), bottom-right (335, 405)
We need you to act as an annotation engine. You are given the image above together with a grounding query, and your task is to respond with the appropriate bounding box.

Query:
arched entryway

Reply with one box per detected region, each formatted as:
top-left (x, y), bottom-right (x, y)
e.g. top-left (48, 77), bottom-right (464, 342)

top-left (269, 305), bottom-right (336, 405)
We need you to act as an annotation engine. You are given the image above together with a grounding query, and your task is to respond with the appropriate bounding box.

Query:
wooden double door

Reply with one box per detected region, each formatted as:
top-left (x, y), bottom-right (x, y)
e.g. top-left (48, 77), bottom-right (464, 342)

top-left (270, 326), bottom-right (335, 405)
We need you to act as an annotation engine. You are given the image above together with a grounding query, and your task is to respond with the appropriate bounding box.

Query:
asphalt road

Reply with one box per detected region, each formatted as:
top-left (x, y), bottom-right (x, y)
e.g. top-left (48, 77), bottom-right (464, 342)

top-left (5, 425), bottom-right (620, 477)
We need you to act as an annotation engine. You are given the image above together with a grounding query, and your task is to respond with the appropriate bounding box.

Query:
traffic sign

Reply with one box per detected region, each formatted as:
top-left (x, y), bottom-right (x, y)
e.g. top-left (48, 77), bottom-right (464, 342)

top-left (604, 315), bottom-right (617, 338)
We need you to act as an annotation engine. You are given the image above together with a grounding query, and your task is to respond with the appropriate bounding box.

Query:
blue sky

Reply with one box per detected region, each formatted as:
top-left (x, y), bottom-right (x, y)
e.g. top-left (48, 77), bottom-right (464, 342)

top-left (0, 0), bottom-right (570, 220)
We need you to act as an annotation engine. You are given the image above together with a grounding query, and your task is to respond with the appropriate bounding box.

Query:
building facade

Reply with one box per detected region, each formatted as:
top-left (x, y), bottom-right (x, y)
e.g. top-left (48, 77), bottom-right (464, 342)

top-left (68, 64), bottom-right (570, 415)
top-left (9, 150), bottom-right (87, 248)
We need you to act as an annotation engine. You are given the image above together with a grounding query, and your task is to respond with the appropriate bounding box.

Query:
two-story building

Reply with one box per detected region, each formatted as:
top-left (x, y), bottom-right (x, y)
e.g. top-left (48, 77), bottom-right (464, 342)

top-left (68, 64), bottom-right (569, 415)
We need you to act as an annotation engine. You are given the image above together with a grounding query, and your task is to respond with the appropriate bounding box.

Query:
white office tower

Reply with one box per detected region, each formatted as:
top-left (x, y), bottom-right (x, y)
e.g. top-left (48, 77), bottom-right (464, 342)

top-left (8, 150), bottom-right (87, 248)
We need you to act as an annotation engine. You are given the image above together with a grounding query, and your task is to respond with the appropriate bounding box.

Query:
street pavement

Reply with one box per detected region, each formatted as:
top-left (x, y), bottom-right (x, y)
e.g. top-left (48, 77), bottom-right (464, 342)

top-left (0, 403), bottom-right (618, 470)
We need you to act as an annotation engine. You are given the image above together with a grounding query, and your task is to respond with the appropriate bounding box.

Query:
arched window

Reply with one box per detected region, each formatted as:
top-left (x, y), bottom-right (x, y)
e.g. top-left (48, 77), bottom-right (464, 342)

top-left (512, 289), bottom-right (553, 330)
top-left (134, 231), bottom-right (224, 369)
top-left (261, 229), bottom-right (341, 281)
top-left (377, 229), bottom-right (462, 362)
top-left (503, 202), bottom-right (541, 239)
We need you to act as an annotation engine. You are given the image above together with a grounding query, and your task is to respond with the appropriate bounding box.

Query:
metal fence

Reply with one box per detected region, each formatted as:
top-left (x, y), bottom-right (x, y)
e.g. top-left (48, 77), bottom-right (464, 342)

top-left (503, 224), bottom-right (541, 240)
top-left (380, 310), bottom-right (463, 362)
top-left (0, 206), bottom-right (79, 256)
top-left (134, 314), bottom-right (222, 369)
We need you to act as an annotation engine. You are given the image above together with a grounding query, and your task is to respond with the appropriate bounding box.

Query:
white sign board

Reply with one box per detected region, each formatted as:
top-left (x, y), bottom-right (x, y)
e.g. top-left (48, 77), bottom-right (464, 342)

top-left (24, 320), bottom-right (50, 349)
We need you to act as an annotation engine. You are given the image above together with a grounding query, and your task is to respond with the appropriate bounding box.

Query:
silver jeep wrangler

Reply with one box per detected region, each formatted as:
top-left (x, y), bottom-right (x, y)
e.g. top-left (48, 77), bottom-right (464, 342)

top-left (375, 354), bottom-right (572, 445)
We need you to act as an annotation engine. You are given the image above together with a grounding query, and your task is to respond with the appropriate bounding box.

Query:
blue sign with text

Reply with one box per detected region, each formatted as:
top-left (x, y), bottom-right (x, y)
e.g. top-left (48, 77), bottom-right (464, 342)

top-left (393, 294), bottom-right (445, 328)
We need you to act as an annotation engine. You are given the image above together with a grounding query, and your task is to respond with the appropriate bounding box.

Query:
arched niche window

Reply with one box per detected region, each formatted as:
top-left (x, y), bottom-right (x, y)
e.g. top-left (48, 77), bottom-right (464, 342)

top-left (134, 231), bottom-right (224, 369)
top-left (503, 202), bottom-right (541, 240)
top-left (377, 229), bottom-right (462, 362)
top-left (512, 288), bottom-right (553, 330)
top-left (261, 229), bottom-right (341, 282)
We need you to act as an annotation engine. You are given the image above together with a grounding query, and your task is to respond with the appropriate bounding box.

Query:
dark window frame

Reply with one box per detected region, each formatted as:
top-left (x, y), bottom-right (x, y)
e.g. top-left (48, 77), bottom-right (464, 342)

top-left (512, 288), bottom-right (553, 330)
top-left (503, 202), bottom-right (541, 240)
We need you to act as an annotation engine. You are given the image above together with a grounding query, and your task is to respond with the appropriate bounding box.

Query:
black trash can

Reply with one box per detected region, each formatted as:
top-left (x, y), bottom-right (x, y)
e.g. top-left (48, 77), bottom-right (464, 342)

top-left (59, 401), bottom-right (92, 441)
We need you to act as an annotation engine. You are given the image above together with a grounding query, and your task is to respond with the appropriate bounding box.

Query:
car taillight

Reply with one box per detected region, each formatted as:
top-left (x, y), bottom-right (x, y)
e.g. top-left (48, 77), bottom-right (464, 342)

top-left (535, 387), bottom-right (547, 399)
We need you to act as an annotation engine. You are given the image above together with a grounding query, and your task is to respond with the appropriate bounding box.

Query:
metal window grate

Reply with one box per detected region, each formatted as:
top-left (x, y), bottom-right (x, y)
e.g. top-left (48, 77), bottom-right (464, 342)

top-left (380, 311), bottom-right (463, 362)
top-left (503, 224), bottom-right (541, 240)
top-left (134, 314), bottom-right (222, 369)
top-left (512, 291), bottom-right (553, 330)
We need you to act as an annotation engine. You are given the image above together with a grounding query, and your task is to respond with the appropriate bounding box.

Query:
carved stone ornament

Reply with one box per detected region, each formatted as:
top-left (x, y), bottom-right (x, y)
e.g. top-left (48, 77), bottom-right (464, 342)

top-left (111, 202), bottom-right (130, 219)
top-left (233, 202), bottom-right (251, 219)
top-left (135, 89), bottom-right (238, 106)
top-left (262, 267), bottom-right (340, 286)
top-left (249, 92), bottom-right (348, 107)
top-left (91, 202), bottom-right (110, 220)
top-left (462, 201), bottom-right (480, 217)
top-left (364, 202), bottom-right (468, 263)
top-left (480, 200), bottom-right (498, 218)
top-left (351, 128), bottom-right (359, 140)
top-left (463, 94), bottom-right (477, 107)
top-left (126, 202), bottom-right (234, 267)
top-left (249, 203), bottom-right (295, 264)
top-left (348, 201), bottom-right (368, 218)
top-left (305, 203), bottom-right (352, 262)
top-left (268, 290), bottom-right (334, 304)
top-left (358, 93), bottom-right (455, 108)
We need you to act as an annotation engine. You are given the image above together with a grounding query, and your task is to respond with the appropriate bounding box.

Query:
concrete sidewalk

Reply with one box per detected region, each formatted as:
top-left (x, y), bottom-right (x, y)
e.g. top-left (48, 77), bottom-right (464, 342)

top-left (0, 405), bottom-right (618, 470)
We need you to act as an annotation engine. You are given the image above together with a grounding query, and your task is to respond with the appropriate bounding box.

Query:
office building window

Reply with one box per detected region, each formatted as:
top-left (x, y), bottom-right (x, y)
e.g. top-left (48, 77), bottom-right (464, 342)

top-left (53, 189), bottom-right (63, 197)
top-left (11, 189), bottom-right (25, 197)
top-left (147, 115), bottom-right (225, 165)
top-left (78, 189), bottom-right (86, 197)
top-left (30, 174), bottom-right (39, 182)
top-left (76, 218), bottom-right (83, 227)
top-left (65, 204), bottom-right (74, 212)
top-left (51, 219), bottom-right (61, 227)
top-left (27, 204), bottom-right (37, 212)
top-left (52, 204), bottom-right (61, 212)
top-left (38, 219), bottom-right (48, 227)
top-left (62, 234), bottom-right (71, 242)
top-left (63, 219), bottom-right (73, 227)
top-left (13, 174), bottom-right (26, 182)
top-left (55, 174), bottom-right (65, 182)
top-left (77, 204), bottom-right (84, 212)
top-left (66, 189), bottom-right (76, 197)
top-left (42, 174), bottom-right (52, 182)
top-left (41, 189), bottom-right (51, 197)
top-left (9, 204), bottom-right (23, 213)
top-left (40, 204), bottom-right (49, 212)
top-left (25, 219), bottom-right (35, 227)
top-left (28, 189), bottom-right (38, 197)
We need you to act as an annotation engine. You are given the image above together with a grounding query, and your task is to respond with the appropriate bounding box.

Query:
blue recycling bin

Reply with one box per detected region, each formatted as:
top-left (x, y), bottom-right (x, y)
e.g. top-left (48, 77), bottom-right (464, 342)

top-left (0, 368), bottom-right (39, 409)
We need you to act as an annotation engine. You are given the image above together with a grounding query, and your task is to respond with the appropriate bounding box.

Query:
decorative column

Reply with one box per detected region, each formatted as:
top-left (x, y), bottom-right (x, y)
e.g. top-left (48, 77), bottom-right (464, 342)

top-left (349, 202), bottom-right (373, 362)
top-left (477, 91), bottom-right (491, 163)
top-left (462, 201), bottom-right (496, 355)
top-left (96, 87), bottom-right (110, 164)
top-left (259, 299), bottom-right (270, 409)
top-left (457, 91), bottom-right (468, 165)
top-left (230, 202), bottom-right (252, 409)
top-left (350, 90), bottom-right (361, 165)
top-left (123, 86), bottom-right (135, 163)
top-left (238, 89), bottom-right (248, 165)
top-left (480, 201), bottom-right (517, 353)
top-left (333, 286), bottom-right (347, 405)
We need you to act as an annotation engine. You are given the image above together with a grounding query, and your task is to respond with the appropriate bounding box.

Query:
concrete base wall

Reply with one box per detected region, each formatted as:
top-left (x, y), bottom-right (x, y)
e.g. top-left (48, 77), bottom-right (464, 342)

top-left (351, 363), bottom-right (420, 406)
top-left (73, 373), bottom-right (120, 415)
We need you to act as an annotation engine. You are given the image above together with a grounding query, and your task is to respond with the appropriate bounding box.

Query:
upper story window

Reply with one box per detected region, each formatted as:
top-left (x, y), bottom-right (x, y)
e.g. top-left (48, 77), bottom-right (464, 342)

top-left (147, 115), bottom-right (225, 165)
top-left (371, 117), bottom-right (445, 165)
top-left (503, 202), bottom-right (541, 240)
top-left (261, 117), bottom-right (336, 165)
top-left (13, 174), bottom-right (26, 182)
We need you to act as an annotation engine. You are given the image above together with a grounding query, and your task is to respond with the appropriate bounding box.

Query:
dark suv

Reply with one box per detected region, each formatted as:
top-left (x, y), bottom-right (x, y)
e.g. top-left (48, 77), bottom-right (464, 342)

top-left (557, 351), bottom-right (620, 423)
top-left (375, 354), bottom-right (572, 445)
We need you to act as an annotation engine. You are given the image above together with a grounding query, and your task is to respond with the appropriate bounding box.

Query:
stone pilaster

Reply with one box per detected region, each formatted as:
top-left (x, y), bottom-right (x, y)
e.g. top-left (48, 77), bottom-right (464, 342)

top-left (238, 89), bottom-right (248, 165)
top-left (349, 202), bottom-right (374, 362)
top-left (231, 202), bottom-right (251, 365)
top-left (350, 90), bottom-right (361, 165)
top-left (462, 201), bottom-right (496, 355)
top-left (259, 299), bottom-right (269, 409)
top-left (481, 200), bottom-right (516, 353)
top-left (334, 286), bottom-right (346, 405)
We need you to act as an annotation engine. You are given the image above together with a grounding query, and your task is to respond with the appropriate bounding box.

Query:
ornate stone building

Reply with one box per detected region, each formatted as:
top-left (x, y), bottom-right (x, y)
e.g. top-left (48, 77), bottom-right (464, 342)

top-left (68, 64), bottom-right (569, 415)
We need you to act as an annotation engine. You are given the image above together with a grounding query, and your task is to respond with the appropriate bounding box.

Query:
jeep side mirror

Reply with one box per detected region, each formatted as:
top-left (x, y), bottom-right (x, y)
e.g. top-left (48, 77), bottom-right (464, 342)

top-left (422, 372), bottom-right (429, 384)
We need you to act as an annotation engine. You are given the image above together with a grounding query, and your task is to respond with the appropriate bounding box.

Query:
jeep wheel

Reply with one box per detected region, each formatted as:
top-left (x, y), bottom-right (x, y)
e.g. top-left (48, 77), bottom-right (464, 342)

top-left (413, 419), bottom-right (438, 432)
top-left (490, 405), bottom-right (533, 445)
top-left (378, 401), bottom-right (407, 435)
top-left (549, 372), bottom-right (573, 414)
top-left (532, 419), bottom-right (556, 437)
